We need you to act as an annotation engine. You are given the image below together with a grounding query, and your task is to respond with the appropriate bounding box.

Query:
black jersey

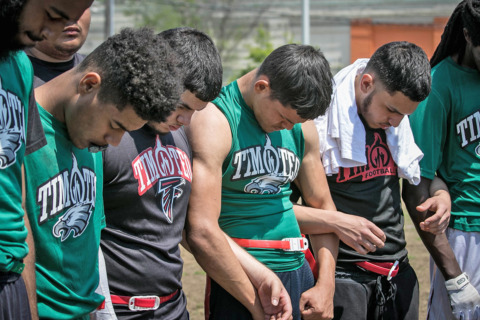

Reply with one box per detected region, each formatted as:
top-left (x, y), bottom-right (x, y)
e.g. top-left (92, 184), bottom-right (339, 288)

top-left (101, 126), bottom-right (191, 319)
top-left (328, 123), bottom-right (407, 263)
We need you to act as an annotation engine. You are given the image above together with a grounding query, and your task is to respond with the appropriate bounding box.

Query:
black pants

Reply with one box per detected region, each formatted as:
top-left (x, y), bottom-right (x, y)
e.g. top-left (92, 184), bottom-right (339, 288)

top-left (112, 290), bottom-right (189, 320)
top-left (208, 260), bottom-right (314, 320)
top-left (0, 272), bottom-right (31, 320)
top-left (333, 261), bottom-right (419, 320)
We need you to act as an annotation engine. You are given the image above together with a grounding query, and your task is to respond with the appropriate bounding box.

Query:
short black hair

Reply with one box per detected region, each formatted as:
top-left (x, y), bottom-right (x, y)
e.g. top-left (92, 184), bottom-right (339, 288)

top-left (158, 27), bottom-right (222, 102)
top-left (257, 44), bottom-right (333, 120)
top-left (364, 41), bottom-right (431, 102)
top-left (0, 0), bottom-right (27, 60)
top-left (77, 27), bottom-right (182, 122)
top-left (431, 0), bottom-right (480, 67)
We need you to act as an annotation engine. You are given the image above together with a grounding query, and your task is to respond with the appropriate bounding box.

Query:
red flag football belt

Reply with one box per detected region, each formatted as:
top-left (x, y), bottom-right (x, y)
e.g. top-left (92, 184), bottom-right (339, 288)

top-left (232, 237), bottom-right (309, 251)
top-left (355, 261), bottom-right (399, 280)
top-left (111, 289), bottom-right (178, 311)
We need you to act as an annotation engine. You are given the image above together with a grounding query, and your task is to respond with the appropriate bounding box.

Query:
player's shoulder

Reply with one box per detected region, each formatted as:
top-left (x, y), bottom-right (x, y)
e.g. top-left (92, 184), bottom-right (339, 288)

top-left (187, 102), bottom-right (232, 156)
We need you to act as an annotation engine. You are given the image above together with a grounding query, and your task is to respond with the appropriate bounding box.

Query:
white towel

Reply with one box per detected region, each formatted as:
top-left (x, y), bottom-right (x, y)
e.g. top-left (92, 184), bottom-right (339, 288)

top-left (315, 59), bottom-right (423, 185)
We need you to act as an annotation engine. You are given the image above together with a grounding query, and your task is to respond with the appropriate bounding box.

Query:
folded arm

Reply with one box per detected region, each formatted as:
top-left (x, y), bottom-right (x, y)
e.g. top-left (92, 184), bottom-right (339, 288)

top-left (181, 230), bottom-right (292, 320)
top-left (185, 104), bottom-right (291, 320)
top-left (293, 121), bottom-right (339, 320)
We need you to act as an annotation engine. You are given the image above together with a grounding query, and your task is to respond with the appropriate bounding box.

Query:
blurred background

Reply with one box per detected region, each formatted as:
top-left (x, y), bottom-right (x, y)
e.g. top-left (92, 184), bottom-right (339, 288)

top-left (83, 0), bottom-right (460, 82)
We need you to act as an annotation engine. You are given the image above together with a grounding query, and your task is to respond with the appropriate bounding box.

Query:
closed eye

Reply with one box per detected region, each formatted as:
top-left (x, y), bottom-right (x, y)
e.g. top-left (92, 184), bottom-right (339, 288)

top-left (46, 11), bottom-right (64, 21)
top-left (387, 106), bottom-right (402, 115)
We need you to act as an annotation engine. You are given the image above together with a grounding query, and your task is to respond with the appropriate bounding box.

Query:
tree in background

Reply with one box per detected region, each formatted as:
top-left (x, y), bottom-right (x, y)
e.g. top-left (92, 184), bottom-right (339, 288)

top-left (229, 25), bottom-right (275, 81)
top-left (123, 0), bottom-right (271, 70)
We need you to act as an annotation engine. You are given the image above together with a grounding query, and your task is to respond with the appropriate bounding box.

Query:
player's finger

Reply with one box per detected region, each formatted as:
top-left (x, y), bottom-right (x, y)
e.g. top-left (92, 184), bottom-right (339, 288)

top-left (423, 211), bottom-right (442, 227)
top-left (424, 208), bottom-right (450, 229)
top-left (361, 240), bottom-right (377, 252)
top-left (269, 282), bottom-right (280, 307)
top-left (416, 198), bottom-right (435, 212)
top-left (369, 224), bottom-right (387, 244)
top-left (354, 244), bottom-right (369, 255)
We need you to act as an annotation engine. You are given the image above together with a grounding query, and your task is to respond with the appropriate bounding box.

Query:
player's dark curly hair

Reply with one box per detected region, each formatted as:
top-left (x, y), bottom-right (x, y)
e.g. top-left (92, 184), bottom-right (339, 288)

top-left (0, 0), bottom-right (27, 60)
top-left (77, 27), bottom-right (182, 122)
top-left (158, 27), bottom-right (222, 102)
top-left (431, 0), bottom-right (480, 68)
top-left (257, 44), bottom-right (333, 120)
top-left (364, 41), bottom-right (431, 102)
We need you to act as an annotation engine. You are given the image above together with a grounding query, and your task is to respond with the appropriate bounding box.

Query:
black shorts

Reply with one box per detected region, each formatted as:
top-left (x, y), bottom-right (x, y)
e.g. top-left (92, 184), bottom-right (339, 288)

top-left (0, 272), bottom-right (31, 320)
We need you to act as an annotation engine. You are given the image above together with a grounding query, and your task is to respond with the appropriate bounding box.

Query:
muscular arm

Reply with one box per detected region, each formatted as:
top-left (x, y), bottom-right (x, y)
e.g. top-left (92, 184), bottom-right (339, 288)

top-left (22, 165), bottom-right (38, 320)
top-left (224, 236), bottom-right (293, 320)
top-left (181, 231), bottom-right (292, 320)
top-left (185, 104), bottom-right (270, 320)
top-left (293, 121), bottom-right (338, 320)
top-left (402, 177), bottom-right (461, 280)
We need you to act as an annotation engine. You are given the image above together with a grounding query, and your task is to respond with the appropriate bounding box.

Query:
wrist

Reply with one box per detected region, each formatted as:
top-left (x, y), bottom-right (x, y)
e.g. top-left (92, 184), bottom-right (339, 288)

top-left (445, 273), bottom-right (469, 291)
top-left (248, 293), bottom-right (264, 320)
top-left (330, 213), bottom-right (345, 236)
top-left (432, 188), bottom-right (450, 198)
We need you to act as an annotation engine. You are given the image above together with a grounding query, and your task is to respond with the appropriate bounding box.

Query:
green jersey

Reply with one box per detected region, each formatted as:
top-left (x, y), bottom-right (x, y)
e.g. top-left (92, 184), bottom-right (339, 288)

top-left (214, 81), bottom-right (304, 272)
top-left (0, 52), bottom-right (33, 272)
top-left (24, 105), bottom-right (105, 319)
top-left (410, 57), bottom-right (480, 232)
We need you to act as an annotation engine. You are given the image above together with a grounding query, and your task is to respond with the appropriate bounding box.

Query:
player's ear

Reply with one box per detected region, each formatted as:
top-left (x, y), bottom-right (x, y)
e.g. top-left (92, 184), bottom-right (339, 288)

top-left (359, 73), bottom-right (374, 94)
top-left (253, 75), bottom-right (271, 94)
top-left (78, 72), bottom-right (101, 94)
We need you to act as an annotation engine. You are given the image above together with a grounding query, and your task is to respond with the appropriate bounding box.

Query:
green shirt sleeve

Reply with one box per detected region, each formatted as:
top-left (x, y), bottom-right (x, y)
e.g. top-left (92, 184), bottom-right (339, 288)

top-left (409, 80), bottom-right (450, 180)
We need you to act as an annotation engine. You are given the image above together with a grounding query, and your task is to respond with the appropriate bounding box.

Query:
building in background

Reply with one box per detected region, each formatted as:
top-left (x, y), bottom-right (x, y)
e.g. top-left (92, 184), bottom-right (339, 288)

top-left (82, 0), bottom-right (459, 80)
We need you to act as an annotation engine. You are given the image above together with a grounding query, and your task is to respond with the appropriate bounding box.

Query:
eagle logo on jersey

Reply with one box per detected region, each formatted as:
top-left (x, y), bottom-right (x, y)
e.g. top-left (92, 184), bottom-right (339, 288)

top-left (52, 203), bottom-right (93, 241)
top-left (0, 131), bottom-right (21, 168)
top-left (156, 177), bottom-right (185, 223)
top-left (0, 78), bottom-right (26, 169)
top-left (245, 173), bottom-right (289, 194)
top-left (36, 153), bottom-right (96, 241)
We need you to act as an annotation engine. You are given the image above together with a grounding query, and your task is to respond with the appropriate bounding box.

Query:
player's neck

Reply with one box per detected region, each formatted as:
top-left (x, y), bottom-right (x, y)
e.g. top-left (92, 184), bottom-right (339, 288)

top-left (25, 47), bottom-right (74, 63)
top-left (237, 69), bottom-right (256, 108)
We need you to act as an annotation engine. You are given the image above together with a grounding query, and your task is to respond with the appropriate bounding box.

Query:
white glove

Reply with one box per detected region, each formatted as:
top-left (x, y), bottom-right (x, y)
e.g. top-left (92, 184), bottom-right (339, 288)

top-left (446, 273), bottom-right (480, 320)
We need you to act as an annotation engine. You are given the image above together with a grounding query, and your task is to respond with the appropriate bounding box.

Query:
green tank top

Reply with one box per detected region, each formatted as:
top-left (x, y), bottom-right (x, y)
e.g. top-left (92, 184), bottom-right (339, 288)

top-left (214, 81), bottom-right (305, 272)
top-left (410, 57), bottom-right (480, 232)
top-left (24, 105), bottom-right (105, 319)
top-left (0, 52), bottom-right (32, 272)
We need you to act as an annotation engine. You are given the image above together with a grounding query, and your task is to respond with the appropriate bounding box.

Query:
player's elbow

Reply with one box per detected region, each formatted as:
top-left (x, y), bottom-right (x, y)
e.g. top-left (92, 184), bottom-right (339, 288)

top-left (402, 180), bottom-right (423, 209)
top-left (185, 218), bottom-right (219, 254)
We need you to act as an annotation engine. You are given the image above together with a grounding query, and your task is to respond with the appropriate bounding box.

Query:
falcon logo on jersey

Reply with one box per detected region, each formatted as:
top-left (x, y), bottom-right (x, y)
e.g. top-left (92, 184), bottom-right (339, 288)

top-left (36, 153), bottom-right (96, 241)
top-left (0, 78), bottom-right (25, 169)
top-left (231, 135), bottom-right (300, 194)
top-left (156, 177), bottom-right (185, 223)
top-left (132, 136), bottom-right (191, 223)
top-left (337, 132), bottom-right (397, 183)
top-left (456, 109), bottom-right (480, 151)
